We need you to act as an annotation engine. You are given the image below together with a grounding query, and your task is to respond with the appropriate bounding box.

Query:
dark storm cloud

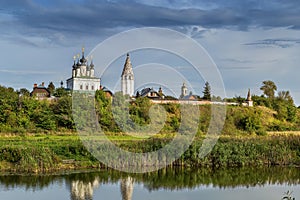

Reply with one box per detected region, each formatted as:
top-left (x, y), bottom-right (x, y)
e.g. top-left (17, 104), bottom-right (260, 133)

top-left (244, 38), bottom-right (300, 48)
top-left (1, 0), bottom-right (300, 44)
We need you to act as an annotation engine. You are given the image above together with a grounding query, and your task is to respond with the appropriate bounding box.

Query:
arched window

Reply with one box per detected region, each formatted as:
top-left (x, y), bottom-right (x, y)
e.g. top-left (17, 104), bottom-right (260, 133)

top-left (91, 85), bottom-right (94, 90)
top-left (80, 85), bottom-right (83, 90)
top-left (86, 85), bottom-right (89, 90)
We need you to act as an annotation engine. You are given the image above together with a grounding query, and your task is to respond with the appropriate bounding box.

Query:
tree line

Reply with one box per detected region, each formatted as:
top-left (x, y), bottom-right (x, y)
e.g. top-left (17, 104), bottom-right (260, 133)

top-left (0, 80), bottom-right (299, 134)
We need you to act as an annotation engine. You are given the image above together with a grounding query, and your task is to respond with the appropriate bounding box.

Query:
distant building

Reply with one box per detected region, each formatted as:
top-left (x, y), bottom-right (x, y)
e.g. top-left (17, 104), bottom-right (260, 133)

top-left (245, 88), bottom-right (253, 107)
top-left (139, 87), bottom-right (164, 99)
top-left (179, 82), bottom-right (198, 100)
top-left (121, 53), bottom-right (134, 97)
top-left (30, 82), bottom-right (51, 99)
top-left (180, 82), bottom-right (188, 98)
top-left (66, 47), bottom-right (101, 92)
top-left (100, 85), bottom-right (113, 99)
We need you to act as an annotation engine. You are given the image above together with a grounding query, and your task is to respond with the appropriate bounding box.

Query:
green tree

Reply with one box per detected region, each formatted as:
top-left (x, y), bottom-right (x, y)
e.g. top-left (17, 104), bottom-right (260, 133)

top-left (95, 90), bottom-right (116, 131)
top-left (273, 91), bottom-right (296, 122)
top-left (31, 101), bottom-right (56, 131)
top-left (202, 81), bottom-right (211, 100)
top-left (51, 96), bottom-right (74, 130)
top-left (260, 80), bottom-right (277, 99)
top-left (278, 90), bottom-right (293, 104)
top-left (18, 88), bottom-right (30, 96)
top-left (252, 95), bottom-right (271, 107)
top-left (112, 92), bottom-right (132, 132)
top-left (53, 87), bottom-right (69, 97)
top-left (238, 109), bottom-right (265, 135)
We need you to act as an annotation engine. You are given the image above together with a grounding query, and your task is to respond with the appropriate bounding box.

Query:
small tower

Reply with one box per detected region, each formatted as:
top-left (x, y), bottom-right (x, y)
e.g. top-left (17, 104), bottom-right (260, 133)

top-left (76, 54), bottom-right (81, 77)
top-left (121, 53), bottom-right (134, 96)
top-left (158, 86), bottom-right (163, 96)
top-left (80, 47), bottom-right (87, 77)
top-left (90, 59), bottom-right (95, 77)
top-left (180, 82), bottom-right (187, 98)
top-left (72, 56), bottom-right (76, 78)
top-left (246, 88), bottom-right (253, 107)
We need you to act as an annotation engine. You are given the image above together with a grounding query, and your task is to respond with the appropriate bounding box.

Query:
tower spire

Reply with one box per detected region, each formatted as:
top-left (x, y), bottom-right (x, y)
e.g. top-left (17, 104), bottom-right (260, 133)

top-left (121, 53), bottom-right (134, 96)
top-left (121, 53), bottom-right (133, 76)
top-left (80, 46), bottom-right (87, 64)
top-left (247, 88), bottom-right (251, 101)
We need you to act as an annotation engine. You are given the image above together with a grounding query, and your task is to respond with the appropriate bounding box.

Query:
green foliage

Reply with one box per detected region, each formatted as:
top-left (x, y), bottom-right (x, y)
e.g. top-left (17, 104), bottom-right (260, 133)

top-left (95, 90), bottom-right (117, 131)
top-left (31, 101), bottom-right (56, 130)
top-left (18, 88), bottom-right (30, 97)
top-left (130, 97), bottom-right (151, 125)
top-left (260, 80), bottom-right (277, 99)
top-left (202, 81), bottom-right (211, 100)
top-left (0, 82), bottom-right (300, 135)
top-left (53, 87), bottom-right (69, 97)
top-left (0, 133), bottom-right (299, 172)
top-left (0, 85), bottom-right (74, 133)
top-left (51, 96), bottom-right (75, 130)
top-left (237, 108), bottom-right (265, 135)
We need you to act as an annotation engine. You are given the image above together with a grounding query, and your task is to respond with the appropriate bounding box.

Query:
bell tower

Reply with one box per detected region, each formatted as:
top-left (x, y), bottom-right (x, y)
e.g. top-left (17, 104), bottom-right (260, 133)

top-left (121, 53), bottom-right (134, 96)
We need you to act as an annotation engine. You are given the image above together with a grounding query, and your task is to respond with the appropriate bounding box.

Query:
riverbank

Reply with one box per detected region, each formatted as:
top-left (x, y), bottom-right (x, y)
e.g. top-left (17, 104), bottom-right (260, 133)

top-left (0, 133), bottom-right (299, 174)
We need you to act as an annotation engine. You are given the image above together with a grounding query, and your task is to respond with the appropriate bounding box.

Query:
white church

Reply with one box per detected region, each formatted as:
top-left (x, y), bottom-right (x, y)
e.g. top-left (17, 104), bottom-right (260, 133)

top-left (66, 48), bottom-right (134, 97)
top-left (66, 47), bottom-right (101, 92)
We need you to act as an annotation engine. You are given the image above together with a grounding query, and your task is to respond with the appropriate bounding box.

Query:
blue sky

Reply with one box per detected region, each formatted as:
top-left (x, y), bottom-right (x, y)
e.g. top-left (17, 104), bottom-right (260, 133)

top-left (0, 0), bottom-right (300, 104)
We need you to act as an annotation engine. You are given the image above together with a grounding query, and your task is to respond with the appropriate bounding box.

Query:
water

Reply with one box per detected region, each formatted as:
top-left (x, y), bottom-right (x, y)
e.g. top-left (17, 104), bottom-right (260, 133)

top-left (0, 167), bottom-right (299, 200)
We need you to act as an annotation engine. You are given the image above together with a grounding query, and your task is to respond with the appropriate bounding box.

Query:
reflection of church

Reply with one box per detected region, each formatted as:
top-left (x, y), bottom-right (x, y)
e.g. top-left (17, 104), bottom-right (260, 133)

top-left (120, 177), bottom-right (134, 200)
top-left (69, 178), bottom-right (100, 200)
top-left (66, 176), bottom-right (134, 200)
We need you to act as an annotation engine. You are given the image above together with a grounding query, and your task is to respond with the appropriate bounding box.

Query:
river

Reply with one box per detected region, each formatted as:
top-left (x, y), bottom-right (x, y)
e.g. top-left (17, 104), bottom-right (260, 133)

top-left (0, 167), bottom-right (299, 200)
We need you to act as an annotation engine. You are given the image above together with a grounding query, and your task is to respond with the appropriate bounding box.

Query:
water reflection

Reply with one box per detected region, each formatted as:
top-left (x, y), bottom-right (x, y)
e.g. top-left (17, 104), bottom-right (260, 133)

top-left (0, 167), bottom-right (299, 200)
top-left (120, 177), bottom-right (134, 200)
top-left (69, 178), bottom-right (100, 200)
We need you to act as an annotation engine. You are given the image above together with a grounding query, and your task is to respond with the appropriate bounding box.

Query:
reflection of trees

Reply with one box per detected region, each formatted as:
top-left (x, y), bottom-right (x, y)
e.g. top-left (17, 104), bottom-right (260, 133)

top-left (120, 176), bottom-right (134, 200)
top-left (0, 167), bottom-right (299, 195)
top-left (69, 178), bottom-right (100, 200)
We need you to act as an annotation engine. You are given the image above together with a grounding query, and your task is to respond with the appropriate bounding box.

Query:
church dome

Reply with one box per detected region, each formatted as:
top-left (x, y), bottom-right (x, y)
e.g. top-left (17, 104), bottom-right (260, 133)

top-left (90, 61), bottom-right (94, 69)
top-left (80, 47), bottom-right (87, 64)
top-left (72, 62), bottom-right (77, 69)
top-left (80, 56), bottom-right (87, 64)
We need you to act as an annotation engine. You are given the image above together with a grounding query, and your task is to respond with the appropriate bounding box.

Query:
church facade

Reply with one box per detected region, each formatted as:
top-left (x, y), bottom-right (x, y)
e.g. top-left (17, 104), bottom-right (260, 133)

top-left (66, 48), bottom-right (100, 92)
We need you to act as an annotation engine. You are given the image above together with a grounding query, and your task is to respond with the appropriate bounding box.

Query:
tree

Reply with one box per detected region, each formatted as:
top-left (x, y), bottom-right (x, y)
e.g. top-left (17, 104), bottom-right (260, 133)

top-left (260, 80), bottom-right (277, 99)
top-left (202, 81), bottom-right (211, 100)
top-left (278, 90), bottom-right (293, 104)
top-left (47, 82), bottom-right (55, 95)
top-left (51, 96), bottom-right (74, 130)
top-left (18, 88), bottom-right (30, 96)
top-left (274, 90), bottom-right (296, 122)
top-left (53, 88), bottom-right (69, 97)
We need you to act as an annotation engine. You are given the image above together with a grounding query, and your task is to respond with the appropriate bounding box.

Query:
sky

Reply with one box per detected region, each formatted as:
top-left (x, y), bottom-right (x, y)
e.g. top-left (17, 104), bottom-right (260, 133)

top-left (0, 0), bottom-right (300, 104)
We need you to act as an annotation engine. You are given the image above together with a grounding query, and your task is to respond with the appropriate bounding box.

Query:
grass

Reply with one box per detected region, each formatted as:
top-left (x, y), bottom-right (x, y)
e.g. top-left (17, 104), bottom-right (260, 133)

top-left (0, 132), bottom-right (299, 174)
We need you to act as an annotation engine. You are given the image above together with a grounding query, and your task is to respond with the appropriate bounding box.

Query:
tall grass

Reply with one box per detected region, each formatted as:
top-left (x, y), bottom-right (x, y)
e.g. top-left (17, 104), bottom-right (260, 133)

top-left (0, 134), bottom-right (299, 173)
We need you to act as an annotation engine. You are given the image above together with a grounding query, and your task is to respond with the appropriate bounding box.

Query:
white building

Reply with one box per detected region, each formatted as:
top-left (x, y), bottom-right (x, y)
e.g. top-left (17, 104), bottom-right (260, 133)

top-left (180, 82), bottom-right (188, 98)
top-left (245, 88), bottom-right (253, 107)
top-left (121, 53), bottom-right (134, 96)
top-left (66, 47), bottom-right (100, 92)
